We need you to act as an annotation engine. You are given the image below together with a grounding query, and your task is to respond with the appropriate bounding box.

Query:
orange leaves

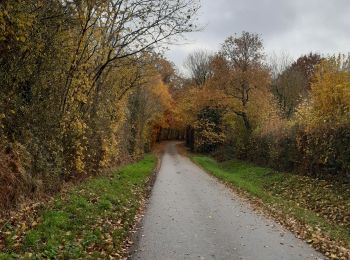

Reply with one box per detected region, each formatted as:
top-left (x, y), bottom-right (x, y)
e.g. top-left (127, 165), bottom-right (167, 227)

top-left (149, 76), bottom-right (173, 114)
top-left (174, 86), bottom-right (229, 128)
top-left (141, 75), bottom-right (174, 130)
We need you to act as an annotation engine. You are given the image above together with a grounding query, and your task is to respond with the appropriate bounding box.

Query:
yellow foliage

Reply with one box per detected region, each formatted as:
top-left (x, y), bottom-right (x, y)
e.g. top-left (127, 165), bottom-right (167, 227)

top-left (148, 76), bottom-right (173, 127)
top-left (62, 118), bottom-right (87, 175)
top-left (0, 2), bottom-right (34, 48)
top-left (248, 87), bottom-right (284, 136)
top-left (174, 86), bottom-right (228, 127)
top-left (297, 56), bottom-right (350, 130)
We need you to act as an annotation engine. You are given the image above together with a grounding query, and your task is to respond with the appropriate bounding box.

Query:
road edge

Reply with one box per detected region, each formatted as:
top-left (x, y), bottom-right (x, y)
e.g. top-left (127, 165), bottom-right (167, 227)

top-left (177, 143), bottom-right (334, 259)
top-left (124, 146), bottom-right (163, 259)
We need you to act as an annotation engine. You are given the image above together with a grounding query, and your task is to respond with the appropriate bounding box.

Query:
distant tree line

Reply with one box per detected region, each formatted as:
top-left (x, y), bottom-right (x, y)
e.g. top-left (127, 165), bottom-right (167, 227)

top-left (174, 32), bottom-right (350, 181)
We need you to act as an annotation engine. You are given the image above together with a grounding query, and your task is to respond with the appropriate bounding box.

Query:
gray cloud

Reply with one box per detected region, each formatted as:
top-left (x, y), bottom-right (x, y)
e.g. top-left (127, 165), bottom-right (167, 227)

top-left (166, 0), bottom-right (350, 72)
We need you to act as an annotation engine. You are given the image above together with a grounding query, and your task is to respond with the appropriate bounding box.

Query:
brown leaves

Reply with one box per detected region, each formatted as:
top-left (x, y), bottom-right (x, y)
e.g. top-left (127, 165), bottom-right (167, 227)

top-left (0, 201), bottom-right (45, 251)
top-left (269, 176), bottom-right (350, 230)
top-left (196, 156), bottom-right (350, 259)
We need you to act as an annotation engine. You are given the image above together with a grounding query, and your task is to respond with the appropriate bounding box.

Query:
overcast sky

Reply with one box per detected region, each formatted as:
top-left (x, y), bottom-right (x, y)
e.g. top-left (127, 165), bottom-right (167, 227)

top-left (166, 0), bottom-right (350, 73)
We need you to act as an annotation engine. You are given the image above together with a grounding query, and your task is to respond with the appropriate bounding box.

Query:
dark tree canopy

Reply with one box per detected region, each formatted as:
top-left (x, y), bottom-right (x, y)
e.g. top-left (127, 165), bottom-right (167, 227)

top-left (271, 52), bottom-right (322, 118)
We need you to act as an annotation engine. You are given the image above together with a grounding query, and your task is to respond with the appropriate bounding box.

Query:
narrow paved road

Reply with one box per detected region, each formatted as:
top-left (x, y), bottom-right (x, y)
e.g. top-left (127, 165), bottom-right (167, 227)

top-left (132, 142), bottom-right (324, 260)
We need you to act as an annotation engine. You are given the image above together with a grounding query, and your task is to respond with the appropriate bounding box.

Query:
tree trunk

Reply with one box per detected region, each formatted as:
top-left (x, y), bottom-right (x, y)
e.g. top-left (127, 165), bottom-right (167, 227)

top-left (242, 112), bottom-right (251, 131)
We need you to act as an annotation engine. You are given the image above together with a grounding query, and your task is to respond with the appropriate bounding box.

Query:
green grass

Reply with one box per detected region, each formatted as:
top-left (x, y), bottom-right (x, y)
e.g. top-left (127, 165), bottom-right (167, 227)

top-left (1, 154), bottom-right (156, 259)
top-left (191, 155), bottom-right (350, 249)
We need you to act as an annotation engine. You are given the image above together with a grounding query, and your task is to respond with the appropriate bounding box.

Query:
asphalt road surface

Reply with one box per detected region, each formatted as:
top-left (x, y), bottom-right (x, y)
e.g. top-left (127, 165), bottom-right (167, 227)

top-left (132, 142), bottom-right (325, 260)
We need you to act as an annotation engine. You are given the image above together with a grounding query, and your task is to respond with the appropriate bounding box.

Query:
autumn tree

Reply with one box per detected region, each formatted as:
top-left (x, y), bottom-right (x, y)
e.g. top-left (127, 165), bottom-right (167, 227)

top-left (51, 0), bottom-right (199, 176)
top-left (155, 58), bottom-right (177, 85)
top-left (177, 33), bottom-right (272, 154)
top-left (219, 31), bottom-right (270, 131)
top-left (127, 72), bottom-right (173, 156)
top-left (291, 53), bottom-right (322, 85)
top-left (270, 53), bottom-right (321, 118)
top-left (194, 107), bottom-right (225, 152)
top-left (0, 0), bottom-right (200, 208)
top-left (296, 55), bottom-right (350, 176)
top-left (271, 67), bottom-right (308, 118)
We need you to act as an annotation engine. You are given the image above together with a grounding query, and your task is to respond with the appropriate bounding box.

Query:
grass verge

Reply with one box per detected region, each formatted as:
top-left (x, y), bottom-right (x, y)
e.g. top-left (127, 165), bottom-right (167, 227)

top-left (0, 154), bottom-right (156, 259)
top-left (191, 155), bottom-right (350, 259)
